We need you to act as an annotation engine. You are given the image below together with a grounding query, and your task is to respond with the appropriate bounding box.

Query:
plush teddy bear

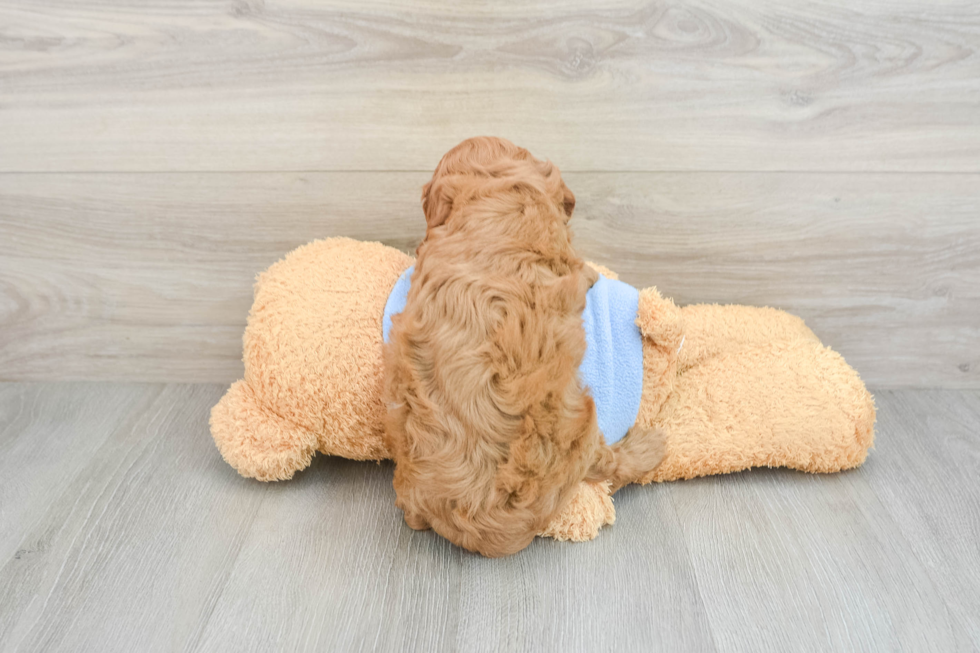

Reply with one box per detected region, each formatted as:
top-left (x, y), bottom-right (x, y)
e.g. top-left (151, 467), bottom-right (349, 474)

top-left (210, 237), bottom-right (875, 542)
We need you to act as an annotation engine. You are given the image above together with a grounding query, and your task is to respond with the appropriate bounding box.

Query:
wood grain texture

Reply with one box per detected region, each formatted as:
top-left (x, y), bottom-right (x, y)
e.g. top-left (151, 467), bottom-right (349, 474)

top-left (668, 460), bottom-right (975, 651)
top-left (0, 0), bottom-right (978, 172)
top-left (2, 172), bottom-right (977, 386)
top-left (1, 382), bottom-right (979, 652)
top-left (862, 390), bottom-right (980, 650)
top-left (0, 384), bottom-right (264, 653)
top-left (193, 459), bottom-right (717, 652)
top-left (0, 383), bottom-right (155, 563)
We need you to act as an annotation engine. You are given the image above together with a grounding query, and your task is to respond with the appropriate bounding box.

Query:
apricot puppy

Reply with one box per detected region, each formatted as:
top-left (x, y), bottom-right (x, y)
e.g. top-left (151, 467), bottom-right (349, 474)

top-left (384, 137), bottom-right (662, 557)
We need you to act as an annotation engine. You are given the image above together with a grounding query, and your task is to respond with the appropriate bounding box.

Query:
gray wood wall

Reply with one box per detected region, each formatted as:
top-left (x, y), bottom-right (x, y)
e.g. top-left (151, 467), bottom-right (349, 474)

top-left (1, 0), bottom-right (978, 388)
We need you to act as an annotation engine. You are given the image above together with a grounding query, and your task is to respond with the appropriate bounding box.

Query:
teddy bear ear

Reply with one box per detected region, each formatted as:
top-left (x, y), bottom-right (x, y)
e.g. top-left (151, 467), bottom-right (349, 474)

top-left (421, 176), bottom-right (460, 230)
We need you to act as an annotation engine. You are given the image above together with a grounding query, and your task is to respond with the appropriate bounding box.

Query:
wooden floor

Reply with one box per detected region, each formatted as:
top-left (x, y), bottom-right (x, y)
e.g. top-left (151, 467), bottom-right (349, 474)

top-left (0, 382), bottom-right (977, 652)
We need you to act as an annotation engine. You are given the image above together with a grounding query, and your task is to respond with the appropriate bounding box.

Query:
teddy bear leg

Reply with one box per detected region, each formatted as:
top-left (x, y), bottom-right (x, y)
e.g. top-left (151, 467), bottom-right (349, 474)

top-left (210, 380), bottom-right (319, 482)
top-left (677, 304), bottom-right (820, 373)
top-left (645, 339), bottom-right (875, 483)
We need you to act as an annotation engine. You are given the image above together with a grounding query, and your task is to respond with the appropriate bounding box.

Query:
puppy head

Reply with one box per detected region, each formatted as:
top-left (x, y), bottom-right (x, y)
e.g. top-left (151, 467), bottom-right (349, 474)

top-left (421, 136), bottom-right (575, 237)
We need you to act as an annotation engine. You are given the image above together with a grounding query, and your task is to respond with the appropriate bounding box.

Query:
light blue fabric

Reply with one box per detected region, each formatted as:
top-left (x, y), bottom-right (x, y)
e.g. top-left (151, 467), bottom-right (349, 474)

top-left (578, 274), bottom-right (643, 445)
top-left (382, 267), bottom-right (643, 445)
top-left (382, 265), bottom-right (414, 343)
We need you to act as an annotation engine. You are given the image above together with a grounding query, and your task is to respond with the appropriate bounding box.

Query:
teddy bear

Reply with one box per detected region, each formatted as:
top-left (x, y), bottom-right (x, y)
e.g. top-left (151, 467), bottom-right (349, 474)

top-left (210, 237), bottom-right (875, 542)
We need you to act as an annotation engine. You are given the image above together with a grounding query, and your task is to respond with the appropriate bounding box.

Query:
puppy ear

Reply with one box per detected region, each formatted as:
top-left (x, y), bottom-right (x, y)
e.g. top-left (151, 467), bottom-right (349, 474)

top-left (561, 180), bottom-right (576, 218)
top-left (421, 176), bottom-right (458, 230)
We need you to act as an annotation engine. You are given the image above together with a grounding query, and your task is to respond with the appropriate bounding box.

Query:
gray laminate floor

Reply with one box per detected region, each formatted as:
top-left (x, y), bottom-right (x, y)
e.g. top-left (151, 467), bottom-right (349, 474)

top-left (1, 383), bottom-right (978, 652)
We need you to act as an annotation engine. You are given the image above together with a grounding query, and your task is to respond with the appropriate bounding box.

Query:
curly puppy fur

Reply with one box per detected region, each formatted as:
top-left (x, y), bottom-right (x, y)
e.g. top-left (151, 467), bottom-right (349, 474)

top-left (384, 137), bottom-right (663, 557)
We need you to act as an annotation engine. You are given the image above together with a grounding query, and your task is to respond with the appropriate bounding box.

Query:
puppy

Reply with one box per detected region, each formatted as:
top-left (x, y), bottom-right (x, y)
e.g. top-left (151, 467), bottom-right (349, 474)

top-left (384, 137), bottom-right (663, 557)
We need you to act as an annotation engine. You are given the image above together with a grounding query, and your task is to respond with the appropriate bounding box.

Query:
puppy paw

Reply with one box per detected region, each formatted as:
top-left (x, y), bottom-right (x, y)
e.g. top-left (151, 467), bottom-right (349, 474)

top-left (539, 481), bottom-right (615, 542)
top-left (402, 510), bottom-right (431, 531)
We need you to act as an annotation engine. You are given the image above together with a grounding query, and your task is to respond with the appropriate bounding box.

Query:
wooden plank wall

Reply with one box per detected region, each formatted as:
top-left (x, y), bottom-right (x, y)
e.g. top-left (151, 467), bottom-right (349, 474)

top-left (1, 0), bottom-right (978, 387)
